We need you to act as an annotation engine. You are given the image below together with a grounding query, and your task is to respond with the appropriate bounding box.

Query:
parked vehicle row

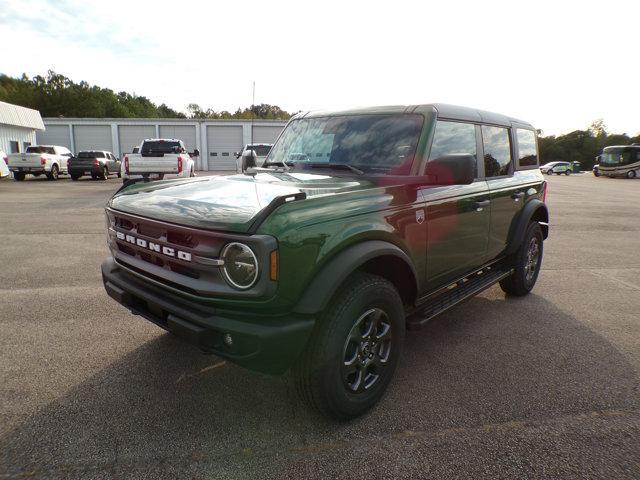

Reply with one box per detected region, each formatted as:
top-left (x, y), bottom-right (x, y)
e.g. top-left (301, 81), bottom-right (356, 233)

top-left (3, 138), bottom-right (198, 183)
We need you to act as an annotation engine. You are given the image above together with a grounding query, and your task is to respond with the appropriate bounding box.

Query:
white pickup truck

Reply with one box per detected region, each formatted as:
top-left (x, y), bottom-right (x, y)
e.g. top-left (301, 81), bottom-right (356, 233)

top-left (7, 145), bottom-right (72, 181)
top-left (122, 139), bottom-right (195, 183)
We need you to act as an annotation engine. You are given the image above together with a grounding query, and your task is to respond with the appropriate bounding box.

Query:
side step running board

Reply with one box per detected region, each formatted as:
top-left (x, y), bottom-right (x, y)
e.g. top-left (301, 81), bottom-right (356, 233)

top-left (407, 265), bottom-right (513, 330)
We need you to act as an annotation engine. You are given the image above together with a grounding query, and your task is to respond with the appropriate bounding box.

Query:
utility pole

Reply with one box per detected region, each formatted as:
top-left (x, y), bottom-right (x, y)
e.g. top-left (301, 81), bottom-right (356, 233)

top-left (250, 81), bottom-right (255, 144)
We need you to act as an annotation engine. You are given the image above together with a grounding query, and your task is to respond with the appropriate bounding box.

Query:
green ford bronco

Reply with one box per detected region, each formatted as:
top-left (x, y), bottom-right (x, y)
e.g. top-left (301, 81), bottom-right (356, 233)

top-left (102, 104), bottom-right (549, 419)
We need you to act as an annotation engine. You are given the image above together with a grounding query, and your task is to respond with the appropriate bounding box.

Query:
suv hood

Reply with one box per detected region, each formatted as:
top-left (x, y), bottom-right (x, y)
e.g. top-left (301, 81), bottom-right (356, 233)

top-left (109, 172), bottom-right (372, 232)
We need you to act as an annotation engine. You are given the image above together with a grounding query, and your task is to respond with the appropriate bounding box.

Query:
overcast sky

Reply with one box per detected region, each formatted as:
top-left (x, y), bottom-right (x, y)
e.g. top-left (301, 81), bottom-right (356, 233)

top-left (0, 0), bottom-right (637, 135)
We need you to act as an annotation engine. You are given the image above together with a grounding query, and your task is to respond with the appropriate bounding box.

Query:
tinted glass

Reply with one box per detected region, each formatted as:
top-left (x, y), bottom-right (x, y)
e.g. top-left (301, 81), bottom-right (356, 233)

top-left (141, 141), bottom-right (182, 154)
top-left (516, 129), bottom-right (538, 167)
top-left (429, 120), bottom-right (477, 164)
top-left (78, 151), bottom-right (105, 158)
top-left (600, 147), bottom-right (640, 166)
top-left (482, 126), bottom-right (512, 177)
top-left (27, 146), bottom-right (55, 154)
top-left (267, 114), bottom-right (423, 175)
top-left (247, 145), bottom-right (271, 156)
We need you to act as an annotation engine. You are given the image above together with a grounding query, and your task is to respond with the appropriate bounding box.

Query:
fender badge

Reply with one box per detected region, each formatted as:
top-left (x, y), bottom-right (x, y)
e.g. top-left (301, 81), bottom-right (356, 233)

top-left (416, 209), bottom-right (425, 224)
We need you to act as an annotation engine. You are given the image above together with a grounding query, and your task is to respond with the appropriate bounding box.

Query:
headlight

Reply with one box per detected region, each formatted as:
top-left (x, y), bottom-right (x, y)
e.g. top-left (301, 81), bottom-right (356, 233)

top-left (220, 242), bottom-right (259, 289)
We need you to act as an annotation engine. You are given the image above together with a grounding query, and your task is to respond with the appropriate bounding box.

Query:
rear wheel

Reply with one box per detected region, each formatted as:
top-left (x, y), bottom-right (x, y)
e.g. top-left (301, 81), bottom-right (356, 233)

top-left (500, 222), bottom-right (544, 296)
top-left (627, 170), bottom-right (637, 179)
top-left (46, 165), bottom-right (59, 181)
top-left (13, 172), bottom-right (25, 181)
top-left (565, 169), bottom-right (571, 175)
top-left (293, 272), bottom-right (405, 419)
top-left (101, 166), bottom-right (109, 180)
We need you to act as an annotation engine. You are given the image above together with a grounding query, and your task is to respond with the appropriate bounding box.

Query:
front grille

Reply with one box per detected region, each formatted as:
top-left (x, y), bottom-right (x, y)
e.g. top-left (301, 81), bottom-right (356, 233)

top-left (107, 209), bottom-right (227, 288)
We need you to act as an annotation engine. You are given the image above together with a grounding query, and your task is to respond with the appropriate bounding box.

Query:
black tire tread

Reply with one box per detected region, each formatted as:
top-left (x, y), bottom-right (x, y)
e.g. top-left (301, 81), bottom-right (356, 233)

top-left (499, 222), bottom-right (543, 296)
top-left (293, 272), bottom-right (403, 419)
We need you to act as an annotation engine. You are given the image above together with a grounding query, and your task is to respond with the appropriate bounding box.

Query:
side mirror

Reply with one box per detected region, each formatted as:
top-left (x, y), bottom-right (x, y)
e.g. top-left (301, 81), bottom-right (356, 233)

top-left (425, 154), bottom-right (476, 185)
top-left (234, 152), bottom-right (241, 159)
top-left (193, 149), bottom-right (200, 157)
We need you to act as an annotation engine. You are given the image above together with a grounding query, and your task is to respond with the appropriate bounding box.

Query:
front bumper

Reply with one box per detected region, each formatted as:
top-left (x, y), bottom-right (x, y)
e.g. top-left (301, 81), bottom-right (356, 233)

top-left (101, 257), bottom-right (314, 375)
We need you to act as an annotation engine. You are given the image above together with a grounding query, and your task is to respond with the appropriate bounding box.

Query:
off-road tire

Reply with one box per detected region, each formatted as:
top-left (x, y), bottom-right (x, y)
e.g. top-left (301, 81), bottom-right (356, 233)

top-left (13, 172), bottom-right (25, 181)
top-left (293, 272), bottom-right (405, 420)
top-left (499, 222), bottom-right (544, 296)
top-left (46, 165), bottom-right (59, 181)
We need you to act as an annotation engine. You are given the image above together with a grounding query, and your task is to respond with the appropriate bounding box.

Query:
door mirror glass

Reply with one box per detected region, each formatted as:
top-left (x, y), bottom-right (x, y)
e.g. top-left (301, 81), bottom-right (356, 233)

top-left (425, 154), bottom-right (476, 185)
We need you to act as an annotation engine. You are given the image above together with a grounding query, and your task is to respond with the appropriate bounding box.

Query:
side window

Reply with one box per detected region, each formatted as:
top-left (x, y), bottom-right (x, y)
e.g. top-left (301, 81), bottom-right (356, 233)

top-left (482, 126), bottom-right (512, 177)
top-left (428, 121), bottom-right (477, 175)
top-left (516, 129), bottom-right (538, 168)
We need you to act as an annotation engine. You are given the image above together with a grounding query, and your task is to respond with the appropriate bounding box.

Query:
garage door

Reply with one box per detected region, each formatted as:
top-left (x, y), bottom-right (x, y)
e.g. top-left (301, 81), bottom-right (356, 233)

top-left (206, 125), bottom-right (243, 170)
top-left (74, 125), bottom-right (112, 153)
top-left (252, 125), bottom-right (284, 144)
top-left (119, 125), bottom-right (155, 154)
top-left (36, 125), bottom-right (71, 151)
top-left (159, 125), bottom-right (197, 152)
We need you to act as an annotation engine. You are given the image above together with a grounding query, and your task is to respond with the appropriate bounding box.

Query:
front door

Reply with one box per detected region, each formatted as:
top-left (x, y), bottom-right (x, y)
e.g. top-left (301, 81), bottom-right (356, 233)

top-left (423, 121), bottom-right (490, 290)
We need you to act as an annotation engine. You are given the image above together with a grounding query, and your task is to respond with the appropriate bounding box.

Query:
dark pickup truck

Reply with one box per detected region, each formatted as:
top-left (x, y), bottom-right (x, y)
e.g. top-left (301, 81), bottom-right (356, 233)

top-left (101, 104), bottom-right (548, 419)
top-left (69, 151), bottom-right (121, 180)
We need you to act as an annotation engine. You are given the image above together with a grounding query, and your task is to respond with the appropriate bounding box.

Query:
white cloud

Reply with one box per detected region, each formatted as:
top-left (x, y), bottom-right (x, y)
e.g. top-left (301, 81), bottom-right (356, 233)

top-left (0, 0), bottom-right (638, 135)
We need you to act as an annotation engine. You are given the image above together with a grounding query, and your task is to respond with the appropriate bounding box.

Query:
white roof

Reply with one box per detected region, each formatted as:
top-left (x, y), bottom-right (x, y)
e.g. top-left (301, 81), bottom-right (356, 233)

top-left (0, 101), bottom-right (45, 130)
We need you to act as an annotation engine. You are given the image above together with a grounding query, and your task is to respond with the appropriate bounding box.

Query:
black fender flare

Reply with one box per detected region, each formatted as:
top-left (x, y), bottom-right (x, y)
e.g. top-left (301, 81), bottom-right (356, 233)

top-left (293, 240), bottom-right (418, 315)
top-left (505, 199), bottom-right (549, 256)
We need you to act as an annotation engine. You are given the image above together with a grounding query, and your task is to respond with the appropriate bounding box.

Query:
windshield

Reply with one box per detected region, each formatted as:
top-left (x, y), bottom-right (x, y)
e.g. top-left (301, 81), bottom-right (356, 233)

top-left (266, 114), bottom-right (423, 175)
top-left (600, 148), bottom-right (639, 167)
top-left (26, 146), bottom-right (55, 154)
top-left (78, 151), bottom-right (105, 158)
top-left (141, 141), bottom-right (182, 155)
top-left (246, 145), bottom-right (271, 156)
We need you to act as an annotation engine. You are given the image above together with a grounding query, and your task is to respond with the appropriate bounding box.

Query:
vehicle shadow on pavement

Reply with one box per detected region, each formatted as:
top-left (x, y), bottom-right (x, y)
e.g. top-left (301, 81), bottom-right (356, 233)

top-left (1, 291), bottom-right (638, 478)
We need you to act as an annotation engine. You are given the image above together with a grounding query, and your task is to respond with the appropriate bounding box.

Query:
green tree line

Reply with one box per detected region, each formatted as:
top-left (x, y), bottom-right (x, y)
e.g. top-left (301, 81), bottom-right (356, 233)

top-left (538, 120), bottom-right (639, 169)
top-left (1, 72), bottom-right (637, 166)
top-left (0, 71), bottom-right (294, 120)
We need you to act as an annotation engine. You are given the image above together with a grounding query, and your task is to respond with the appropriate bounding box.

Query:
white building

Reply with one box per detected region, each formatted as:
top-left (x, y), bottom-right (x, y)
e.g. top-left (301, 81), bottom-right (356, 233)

top-left (39, 118), bottom-right (287, 171)
top-left (0, 101), bottom-right (45, 154)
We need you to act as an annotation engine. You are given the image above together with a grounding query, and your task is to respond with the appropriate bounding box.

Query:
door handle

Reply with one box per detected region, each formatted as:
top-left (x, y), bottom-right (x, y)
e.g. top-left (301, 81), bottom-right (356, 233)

top-left (473, 200), bottom-right (490, 211)
top-left (511, 192), bottom-right (525, 201)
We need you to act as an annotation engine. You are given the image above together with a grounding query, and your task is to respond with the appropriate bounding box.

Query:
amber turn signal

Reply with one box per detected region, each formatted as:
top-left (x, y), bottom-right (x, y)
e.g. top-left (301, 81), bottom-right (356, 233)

top-left (270, 250), bottom-right (278, 281)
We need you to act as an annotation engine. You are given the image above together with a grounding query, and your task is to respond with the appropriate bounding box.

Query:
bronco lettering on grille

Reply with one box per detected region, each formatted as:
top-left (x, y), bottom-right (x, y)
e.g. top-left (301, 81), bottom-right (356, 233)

top-left (115, 231), bottom-right (192, 261)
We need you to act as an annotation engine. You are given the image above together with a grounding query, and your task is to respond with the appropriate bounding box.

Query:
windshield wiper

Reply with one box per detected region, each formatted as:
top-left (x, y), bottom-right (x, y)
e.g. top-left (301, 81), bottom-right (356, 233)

top-left (305, 163), bottom-right (364, 175)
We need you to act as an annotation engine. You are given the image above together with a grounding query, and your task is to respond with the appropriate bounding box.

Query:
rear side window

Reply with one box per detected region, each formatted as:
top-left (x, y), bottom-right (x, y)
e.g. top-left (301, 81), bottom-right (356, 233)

top-left (482, 126), bottom-right (512, 177)
top-left (516, 129), bottom-right (538, 167)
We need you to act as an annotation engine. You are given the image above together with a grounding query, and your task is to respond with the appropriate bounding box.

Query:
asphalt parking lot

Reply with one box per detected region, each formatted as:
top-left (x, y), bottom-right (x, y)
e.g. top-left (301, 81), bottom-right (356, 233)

top-left (1, 172), bottom-right (639, 479)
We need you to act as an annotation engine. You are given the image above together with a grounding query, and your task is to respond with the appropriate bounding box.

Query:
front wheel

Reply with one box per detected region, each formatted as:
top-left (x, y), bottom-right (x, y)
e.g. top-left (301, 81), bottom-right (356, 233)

top-left (46, 165), bottom-right (59, 181)
top-left (565, 170), bottom-right (571, 175)
top-left (500, 222), bottom-right (544, 296)
top-left (293, 272), bottom-right (405, 419)
top-left (627, 170), bottom-right (637, 179)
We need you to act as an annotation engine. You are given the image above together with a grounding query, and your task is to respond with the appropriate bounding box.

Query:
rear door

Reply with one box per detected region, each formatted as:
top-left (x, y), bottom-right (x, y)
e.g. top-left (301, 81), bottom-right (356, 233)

top-left (482, 125), bottom-right (525, 260)
top-left (423, 120), bottom-right (490, 290)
